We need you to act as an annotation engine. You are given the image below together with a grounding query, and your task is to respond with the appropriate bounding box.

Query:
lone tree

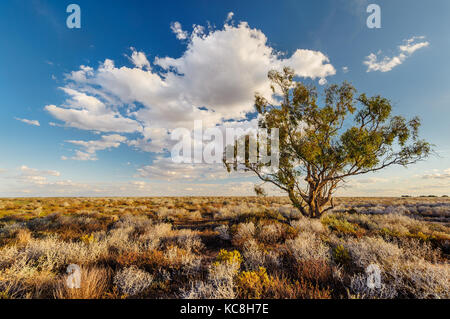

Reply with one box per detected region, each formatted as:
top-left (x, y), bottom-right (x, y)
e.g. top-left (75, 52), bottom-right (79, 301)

top-left (225, 68), bottom-right (431, 218)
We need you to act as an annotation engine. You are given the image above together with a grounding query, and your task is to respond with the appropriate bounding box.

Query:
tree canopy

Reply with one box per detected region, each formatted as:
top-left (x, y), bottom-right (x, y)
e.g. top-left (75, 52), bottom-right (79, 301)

top-left (225, 67), bottom-right (431, 218)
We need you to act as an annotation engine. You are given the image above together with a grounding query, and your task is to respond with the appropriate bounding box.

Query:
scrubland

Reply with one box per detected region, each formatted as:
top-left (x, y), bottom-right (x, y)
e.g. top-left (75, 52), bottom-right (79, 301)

top-left (0, 197), bottom-right (448, 299)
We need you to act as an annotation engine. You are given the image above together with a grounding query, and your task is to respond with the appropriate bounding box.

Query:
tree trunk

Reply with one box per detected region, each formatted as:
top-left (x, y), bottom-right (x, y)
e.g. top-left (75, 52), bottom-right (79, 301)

top-left (287, 189), bottom-right (328, 219)
top-left (287, 191), bottom-right (325, 218)
top-left (308, 201), bottom-right (322, 218)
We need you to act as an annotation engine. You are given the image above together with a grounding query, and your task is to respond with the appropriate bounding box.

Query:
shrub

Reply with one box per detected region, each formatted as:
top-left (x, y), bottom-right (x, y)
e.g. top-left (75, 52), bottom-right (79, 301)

top-left (257, 223), bottom-right (283, 244)
top-left (182, 251), bottom-right (240, 299)
top-left (349, 272), bottom-right (396, 299)
top-left (291, 217), bottom-right (327, 235)
top-left (242, 239), bottom-right (280, 271)
top-left (80, 233), bottom-right (95, 245)
top-left (113, 266), bottom-right (153, 297)
top-left (231, 222), bottom-right (255, 246)
top-left (394, 237), bottom-right (441, 263)
top-left (332, 245), bottom-right (351, 266)
top-left (285, 232), bottom-right (330, 263)
top-left (164, 245), bottom-right (201, 275)
top-left (116, 250), bottom-right (169, 270)
top-left (214, 225), bottom-right (230, 241)
top-left (256, 222), bottom-right (298, 244)
top-left (242, 239), bottom-right (268, 271)
top-left (54, 267), bottom-right (111, 299)
top-left (14, 228), bottom-right (32, 245)
top-left (321, 215), bottom-right (364, 236)
top-left (398, 261), bottom-right (449, 298)
top-left (267, 276), bottom-right (332, 299)
top-left (0, 197), bottom-right (448, 299)
top-left (173, 229), bottom-right (204, 252)
top-left (293, 259), bottom-right (337, 288)
top-left (214, 250), bottom-right (242, 267)
top-left (341, 236), bottom-right (450, 298)
top-left (236, 267), bottom-right (272, 299)
top-left (342, 236), bottom-right (404, 270)
top-left (181, 279), bottom-right (235, 299)
top-left (0, 258), bottom-right (56, 298)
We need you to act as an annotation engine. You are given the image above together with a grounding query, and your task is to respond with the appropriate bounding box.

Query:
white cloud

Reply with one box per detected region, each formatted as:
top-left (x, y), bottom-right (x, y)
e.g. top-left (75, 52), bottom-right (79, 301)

top-left (226, 12), bottom-right (234, 23)
top-left (318, 78), bottom-right (327, 85)
top-left (399, 36), bottom-right (429, 54)
top-left (3, 163), bottom-right (449, 197)
top-left (14, 165), bottom-right (60, 185)
top-left (1, 164), bottom-right (258, 196)
top-left (422, 168), bottom-right (450, 180)
top-left (15, 117), bottom-right (40, 126)
top-left (128, 47), bottom-right (151, 69)
top-left (50, 18), bottom-right (335, 133)
top-left (45, 16), bottom-right (336, 181)
top-left (45, 103), bottom-right (141, 132)
top-left (64, 134), bottom-right (127, 161)
top-left (364, 36), bottom-right (429, 72)
top-left (170, 21), bottom-right (188, 40)
top-left (19, 165), bottom-right (60, 177)
top-left (127, 127), bottom-right (172, 153)
top-left (45, 86), bottom-right (142, 133)
top-left (68, 151), bottom-right (96, 161)
top-left (136, 156), bottom-right (250, 181)
top-left (354, 177), bottom-right (389, 184)
top-left (342, 66), bottom-right (349, 73)
top-left (283, 49), bottom-right (335, 85)
top-left (0, 178), bottom-right (260, 197)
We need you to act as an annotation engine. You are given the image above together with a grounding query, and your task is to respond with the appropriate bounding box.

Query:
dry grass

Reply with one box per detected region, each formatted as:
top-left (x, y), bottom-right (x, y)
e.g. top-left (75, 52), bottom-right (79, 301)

top-left (54, 267), bottom-right (111, 299)
top-left (0, 196), bottom-right (448, 299)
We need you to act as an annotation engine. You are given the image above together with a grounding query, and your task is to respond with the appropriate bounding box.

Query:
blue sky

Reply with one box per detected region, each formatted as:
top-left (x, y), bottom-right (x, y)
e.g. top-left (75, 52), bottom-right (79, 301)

top-left (0, 0), bottom-right (449, 197)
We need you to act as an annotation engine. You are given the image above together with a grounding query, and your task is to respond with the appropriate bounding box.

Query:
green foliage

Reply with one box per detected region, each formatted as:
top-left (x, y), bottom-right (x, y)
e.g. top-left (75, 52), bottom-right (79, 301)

top-left (322, 215), bottom-right (363, 236)
top-left (254, 185), bottom-right (267, 197)
top-left (80, 233), bottom-right (95, 245)
top-left (214, 249), bottom-right (243, 267)
top-left (332, 244), bottom-right (351, 265)
top-left (0, 290), bottom-right (11, 299)
top-left (236, 267), bottom-right (272, 299)
top-left (379, 227), bottom-right (402, 239)
top-left (225, 67), bottom-right (431, 218)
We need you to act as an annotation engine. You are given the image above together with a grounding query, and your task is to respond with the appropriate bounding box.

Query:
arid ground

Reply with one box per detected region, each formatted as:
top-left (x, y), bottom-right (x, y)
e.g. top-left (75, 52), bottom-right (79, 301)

top-left (0, 197), bottom-right (448, 299)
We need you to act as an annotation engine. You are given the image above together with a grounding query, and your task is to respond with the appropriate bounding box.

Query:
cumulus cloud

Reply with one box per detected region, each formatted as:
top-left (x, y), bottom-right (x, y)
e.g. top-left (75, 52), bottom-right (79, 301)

top-left (399, 36), bottom-right (430, 54)
top-left (45, 86), bottom-right (142, 133)
top-left (51, 20), bottom-right (335, 132)
top-left (170, 21), bottom-right (188, 40)
top-left (226, 12), bottom-right (234, 23)
top-left (15, 117), bottom-right (40, 126)
top-left (283, 49), bottom-right (335, 84)
top-left (45, 16), bottom-right (336, 181)
top-left (128, 47), bottom-right (151, 69)
top-left (63, 134), bottom-right (127, 161)
top-left (364, 36), bottom-right (429, 72)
